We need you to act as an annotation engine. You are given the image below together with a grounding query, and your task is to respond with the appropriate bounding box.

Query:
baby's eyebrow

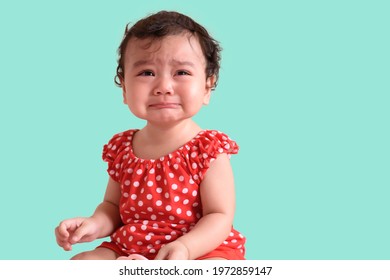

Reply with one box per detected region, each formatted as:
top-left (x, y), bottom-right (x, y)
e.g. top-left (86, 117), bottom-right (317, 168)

top-left (132, 60), bottom-right (150, 68)
top-left (170, 59), bottom-right (195, 68)
top-left (132, 59), bottom-right (196, 68)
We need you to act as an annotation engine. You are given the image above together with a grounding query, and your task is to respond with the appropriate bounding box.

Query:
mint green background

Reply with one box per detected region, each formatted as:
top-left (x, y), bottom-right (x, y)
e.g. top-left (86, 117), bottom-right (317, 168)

top-left (0, 0), bottom-right (389, 260)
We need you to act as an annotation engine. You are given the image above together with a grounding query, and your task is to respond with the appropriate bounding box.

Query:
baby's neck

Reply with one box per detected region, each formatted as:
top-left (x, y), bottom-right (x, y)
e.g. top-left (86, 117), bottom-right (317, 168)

top-left (143, 120), bottom-right (201, 144)
top-left (132, 120), bottom-right (202, 160)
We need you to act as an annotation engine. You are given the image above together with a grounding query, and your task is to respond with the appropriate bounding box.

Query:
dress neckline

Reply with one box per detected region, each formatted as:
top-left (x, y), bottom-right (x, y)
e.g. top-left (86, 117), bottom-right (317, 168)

top-left (127, 129), bottom-right (207, 162)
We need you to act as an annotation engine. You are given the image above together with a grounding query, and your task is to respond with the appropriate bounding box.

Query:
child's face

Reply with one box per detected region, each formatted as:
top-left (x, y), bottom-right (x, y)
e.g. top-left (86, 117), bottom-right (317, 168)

top-left (121, 34), bottom-right (214, 125)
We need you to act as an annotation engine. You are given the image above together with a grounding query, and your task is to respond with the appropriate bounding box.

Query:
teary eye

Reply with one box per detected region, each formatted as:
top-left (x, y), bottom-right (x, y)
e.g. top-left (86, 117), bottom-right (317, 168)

top-left (177, 70), bottom-right (190, 76)
top-left (139, 70), bottom-right (155, 76)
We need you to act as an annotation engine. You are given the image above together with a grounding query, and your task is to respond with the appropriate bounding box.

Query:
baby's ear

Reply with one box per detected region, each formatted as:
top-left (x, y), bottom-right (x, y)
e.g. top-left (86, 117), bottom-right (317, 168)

top-left (206, 74), bottom-right (217, 90)
top-left (203, 75), bottom-right (216, 105)
top-left (120, 77), bottom-right (128, 104)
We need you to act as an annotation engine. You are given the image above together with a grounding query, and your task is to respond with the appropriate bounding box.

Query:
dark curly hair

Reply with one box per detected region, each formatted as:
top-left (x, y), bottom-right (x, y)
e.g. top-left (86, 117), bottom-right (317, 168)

top-left (114, 11), bottom-right (222, 90)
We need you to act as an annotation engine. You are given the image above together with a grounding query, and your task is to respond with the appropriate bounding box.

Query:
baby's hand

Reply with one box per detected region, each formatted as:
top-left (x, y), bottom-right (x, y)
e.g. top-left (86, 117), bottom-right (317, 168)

top-left (117, 254), bottom-right (148, 260)
top-left (55, 217), bottom-right (100, 251)
top-left (154, 240), bottom-right (190, 260)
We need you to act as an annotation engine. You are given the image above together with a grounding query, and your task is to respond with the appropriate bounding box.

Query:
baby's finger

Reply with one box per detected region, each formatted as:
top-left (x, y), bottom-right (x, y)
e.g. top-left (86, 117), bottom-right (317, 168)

top-left (154, 248), bottom-right (169, 260)
top-left (69, 223), bottom-right (92, 244)
top-left (57, 219), bottom-right (80, 237)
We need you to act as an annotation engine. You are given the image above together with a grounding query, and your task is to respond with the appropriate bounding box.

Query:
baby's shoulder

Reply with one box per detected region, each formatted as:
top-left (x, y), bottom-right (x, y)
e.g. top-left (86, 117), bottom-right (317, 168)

top-left (191, 129), bottom-right (239, 155)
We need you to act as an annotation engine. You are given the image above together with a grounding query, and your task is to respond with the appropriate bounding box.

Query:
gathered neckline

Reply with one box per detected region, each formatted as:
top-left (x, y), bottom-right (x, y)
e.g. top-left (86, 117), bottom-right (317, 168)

top-left (126, 129), bottom-right (207, 163)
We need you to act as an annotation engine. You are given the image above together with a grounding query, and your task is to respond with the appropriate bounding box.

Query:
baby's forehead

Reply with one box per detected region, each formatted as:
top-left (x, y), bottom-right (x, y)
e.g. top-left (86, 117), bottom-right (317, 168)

top-left (124, 34), bottom-right (206, 63)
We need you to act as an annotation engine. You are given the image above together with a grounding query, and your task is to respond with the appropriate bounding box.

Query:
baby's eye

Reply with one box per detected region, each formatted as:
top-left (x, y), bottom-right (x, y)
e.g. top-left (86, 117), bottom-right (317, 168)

top-left (139, 70), bottom-right (155, 76)
top-left (176, 70), bottom-right (190, 76)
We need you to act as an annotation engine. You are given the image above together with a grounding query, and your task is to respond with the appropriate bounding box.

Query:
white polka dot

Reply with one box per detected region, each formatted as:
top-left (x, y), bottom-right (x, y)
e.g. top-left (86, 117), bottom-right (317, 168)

top-left (150, 249), bottom-right (156, 254)
top-left (179, 176), bottom-right (185, 182)
top-left (128, 236), bottom-right (133, 242)
top-left (182, 188), bottom-right (188, 194)
top-left (169, 216), bottom-right (175, 221)
top-left (151, 215), bottom-right (157, 220)
top-left (149, 168), bottom-right (155, 174)
top-left (229, 232), bottom-right (234, 237)
top-left (138, 201), bottom-right (143, 207)
top-left (156, 175), bottom-right (161, 181)
top-left (171, 184), bottom-right (178, 190)
top-left (156, 200), bottom-right (162, 206)
top-left (189, 178), bottom-right (195, 184)
top-left (192, 190), bottom-right (197, 196)
top-left (193, 202), bottom-right (199, 207)
top-left (147, 207), bottom-right (153, 212)
top-left (186, 211), bottom-right (192, 217)
top-left (232, 239), bottom-right (237, 243)
top-left (173, 164), bottom-right (179, 170)
top-left (174, 196), bottom-right (180, 202)
top-left (165, 235), bottom-right (172, 240)
top-left (145, 235), bottom-right (151, 241)
top-left (183, 199), bottom-right (189, 205)
top-left (156, 187), bottom-right (163, 193)
top-left (130, 226), bottom-right (136, 232)
top-left (137, 241), bottom-right (143, 245)
top-left (191, 152), bottom-right (197, 158)
top-left (141, 225), bottom-right (147, 230)
top-left (131, 194), bottom-right (137, 200)
top-left (153, 223), bottom-right (158, 229)
top-left (146, 194), bottom-right (153, 200)
top-left (165, 193), bottom-right (170, 199)
top-left (133, 181), bottom-right (140, 187)
top-left (192, 163), bottom-right (197, 169)
top-left (169, 173), bottom-right (174, 178)
top-left (136, 169), bottom-right (143, 175)
top-left (124, 180), bottom-right (130, 186)
top-left (127, 168), bottom-right (133, 174)
top-left (166, 205), bottom-right (172, 211)
top-left (123, 192), bottom-right (129, 198)
top-left (176, 208), bottom-right (182, 214)
top-left (202, 153), bottom-right (208, 159)
top-left (147, 181), bottom-right (154, 187)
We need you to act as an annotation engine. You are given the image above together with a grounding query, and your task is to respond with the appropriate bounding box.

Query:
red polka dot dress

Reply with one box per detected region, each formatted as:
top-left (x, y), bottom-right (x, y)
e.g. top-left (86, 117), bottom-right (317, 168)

top-left (98, 129), bottom-right (246, 259)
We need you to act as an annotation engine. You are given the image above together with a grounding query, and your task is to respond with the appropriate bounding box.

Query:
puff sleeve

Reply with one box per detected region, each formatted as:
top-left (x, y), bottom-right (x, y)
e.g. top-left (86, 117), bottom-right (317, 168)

top-left (185, 130), bottom-right (239, 184)
top-left (102, 130), bottom-right (133, 182)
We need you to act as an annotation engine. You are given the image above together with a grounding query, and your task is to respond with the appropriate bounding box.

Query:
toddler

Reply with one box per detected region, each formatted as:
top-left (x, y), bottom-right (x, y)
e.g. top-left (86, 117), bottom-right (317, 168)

top-left (55, 10), bottom-right (246, 260)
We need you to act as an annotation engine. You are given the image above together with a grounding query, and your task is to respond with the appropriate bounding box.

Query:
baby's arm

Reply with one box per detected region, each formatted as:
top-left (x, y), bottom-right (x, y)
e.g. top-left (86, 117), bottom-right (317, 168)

top-left (155, 153), bottom-right (236, 260)
top-left (55, 177), bottom-right (122, 251)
